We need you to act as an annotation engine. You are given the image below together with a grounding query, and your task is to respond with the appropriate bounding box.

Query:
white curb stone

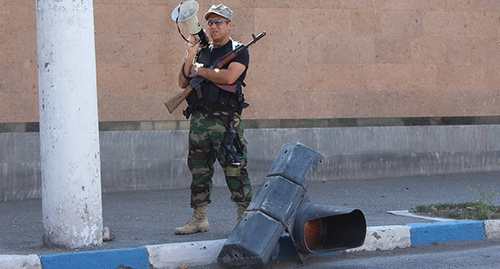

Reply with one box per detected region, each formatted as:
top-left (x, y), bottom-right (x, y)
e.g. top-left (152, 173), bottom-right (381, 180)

top-left (147, 239), bottom-right (226, 269)
top-left (1, 220), bottom-right (498, 268)
top-left (484, 219), bottom-right (500, 239)
top-left (0, 255), bottom-right (41, 269)
top-left (346, 225), bottom-right (411, 252)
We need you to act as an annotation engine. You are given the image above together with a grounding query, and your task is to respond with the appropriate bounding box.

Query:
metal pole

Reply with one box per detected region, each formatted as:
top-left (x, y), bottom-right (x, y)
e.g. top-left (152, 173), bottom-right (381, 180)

top-left (36, 0), bottom-right (102, 248)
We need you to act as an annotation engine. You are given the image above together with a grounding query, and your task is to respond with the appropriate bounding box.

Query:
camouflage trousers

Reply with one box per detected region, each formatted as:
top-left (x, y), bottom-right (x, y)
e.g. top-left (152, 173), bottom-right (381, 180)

top-left (188, 110), bottom-right (253, 208)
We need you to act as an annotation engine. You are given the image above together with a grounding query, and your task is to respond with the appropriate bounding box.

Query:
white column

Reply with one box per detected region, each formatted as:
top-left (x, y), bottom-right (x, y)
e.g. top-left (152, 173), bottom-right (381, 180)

top-left (36, 0), bottom-right (102, 248)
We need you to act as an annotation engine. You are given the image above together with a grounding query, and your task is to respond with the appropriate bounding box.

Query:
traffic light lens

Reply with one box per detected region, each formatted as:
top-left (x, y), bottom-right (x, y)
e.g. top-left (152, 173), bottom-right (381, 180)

top-left (304, 218), bottom-right (324, 251)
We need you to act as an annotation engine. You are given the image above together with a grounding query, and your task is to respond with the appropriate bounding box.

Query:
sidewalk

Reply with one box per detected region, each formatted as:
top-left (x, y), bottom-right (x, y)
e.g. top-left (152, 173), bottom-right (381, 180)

top-left (1, 172), bottom-right (499, 267)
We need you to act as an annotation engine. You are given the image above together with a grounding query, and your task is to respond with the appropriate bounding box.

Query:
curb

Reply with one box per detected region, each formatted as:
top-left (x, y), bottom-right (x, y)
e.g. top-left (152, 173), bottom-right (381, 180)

top-left (147, 240), bottom-right (225, 268)
top-left (1, 220), bottom-right (499, 269)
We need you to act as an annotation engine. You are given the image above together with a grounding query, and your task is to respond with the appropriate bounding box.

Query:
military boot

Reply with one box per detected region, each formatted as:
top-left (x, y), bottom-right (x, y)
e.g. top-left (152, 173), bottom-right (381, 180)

top-left (174, 204), bottom-right (210, 235)
top-left (236, 203), bottom-right (248, 221)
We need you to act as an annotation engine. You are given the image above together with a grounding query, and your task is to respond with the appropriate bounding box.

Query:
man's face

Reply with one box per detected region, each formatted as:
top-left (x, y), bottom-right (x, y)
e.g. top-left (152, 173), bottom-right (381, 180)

top-left (206, 14), bottom-right (232, 42)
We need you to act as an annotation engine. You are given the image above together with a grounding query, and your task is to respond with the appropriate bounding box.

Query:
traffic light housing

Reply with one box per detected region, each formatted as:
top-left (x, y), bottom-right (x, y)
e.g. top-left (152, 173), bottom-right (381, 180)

top-left (289, 202), bottom-right (366, 261)
top-left (217, 142), bottom-right (366, 266)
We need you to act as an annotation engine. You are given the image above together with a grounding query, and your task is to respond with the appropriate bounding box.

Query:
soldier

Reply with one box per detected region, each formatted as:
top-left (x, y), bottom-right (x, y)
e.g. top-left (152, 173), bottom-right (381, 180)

top-left (174, 4), bottom-right (253, 235)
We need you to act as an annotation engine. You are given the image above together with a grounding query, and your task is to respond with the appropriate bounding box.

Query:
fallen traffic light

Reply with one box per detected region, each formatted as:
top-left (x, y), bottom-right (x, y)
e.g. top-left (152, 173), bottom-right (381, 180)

top-left (217, 142), bottom-right (366, 266)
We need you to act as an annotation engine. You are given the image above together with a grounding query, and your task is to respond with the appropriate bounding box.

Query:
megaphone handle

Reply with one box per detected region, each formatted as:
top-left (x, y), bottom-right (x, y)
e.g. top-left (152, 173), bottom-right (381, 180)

top-left (174, 2), bottom-right (194, 44)
top-left (176, 19), bottom-right (190, 44)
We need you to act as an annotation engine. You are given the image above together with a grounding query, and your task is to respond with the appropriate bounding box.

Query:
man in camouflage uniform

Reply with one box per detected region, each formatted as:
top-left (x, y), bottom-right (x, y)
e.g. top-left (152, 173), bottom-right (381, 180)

top-left (174, 4), bottom-right (253, 235)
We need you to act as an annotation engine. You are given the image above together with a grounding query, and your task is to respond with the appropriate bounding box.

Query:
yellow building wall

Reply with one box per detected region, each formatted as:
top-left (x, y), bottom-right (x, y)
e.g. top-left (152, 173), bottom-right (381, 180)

top-left (1, 0), bottom-right (499, 123)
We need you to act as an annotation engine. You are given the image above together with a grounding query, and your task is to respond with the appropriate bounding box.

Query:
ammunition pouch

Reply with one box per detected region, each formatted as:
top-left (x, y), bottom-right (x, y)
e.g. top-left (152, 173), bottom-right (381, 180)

top-left (184, 81), bottom-right (246, 119)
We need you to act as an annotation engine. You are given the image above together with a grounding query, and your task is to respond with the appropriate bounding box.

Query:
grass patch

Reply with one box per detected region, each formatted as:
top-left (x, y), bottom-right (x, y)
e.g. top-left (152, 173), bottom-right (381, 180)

top-left (410, 185), bottom-right (500, 220)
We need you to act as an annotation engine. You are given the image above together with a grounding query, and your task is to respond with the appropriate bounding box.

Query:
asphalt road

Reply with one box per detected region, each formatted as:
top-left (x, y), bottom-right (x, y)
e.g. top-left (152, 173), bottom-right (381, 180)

top-left (190, 239), bottom-right (500, 269)
top-left (271, 239), bottom-right (500, 269)
top-left (1, 172), bottom-right (498, 256)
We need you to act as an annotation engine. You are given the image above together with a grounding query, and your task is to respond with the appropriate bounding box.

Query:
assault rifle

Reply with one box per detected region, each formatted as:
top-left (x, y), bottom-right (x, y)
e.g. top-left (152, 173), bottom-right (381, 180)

top-left (165, 31), bottom-right (266, 113)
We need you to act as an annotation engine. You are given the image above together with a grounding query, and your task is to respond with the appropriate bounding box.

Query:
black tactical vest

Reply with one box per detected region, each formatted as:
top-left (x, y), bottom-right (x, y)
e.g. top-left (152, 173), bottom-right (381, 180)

top-left (184, 40), bottom-right (246, 119)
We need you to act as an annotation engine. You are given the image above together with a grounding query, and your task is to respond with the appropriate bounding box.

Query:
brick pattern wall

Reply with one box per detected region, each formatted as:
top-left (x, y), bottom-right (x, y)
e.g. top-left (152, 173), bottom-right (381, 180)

top-left (1, 0), bottom-right (498, 123)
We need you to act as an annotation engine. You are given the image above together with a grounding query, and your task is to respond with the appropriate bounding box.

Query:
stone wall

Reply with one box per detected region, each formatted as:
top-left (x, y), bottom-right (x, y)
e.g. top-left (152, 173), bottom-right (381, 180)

top-left (2, 121), bottom-right (499, 201)
top-left (1, 0), bottom-right (499, 123)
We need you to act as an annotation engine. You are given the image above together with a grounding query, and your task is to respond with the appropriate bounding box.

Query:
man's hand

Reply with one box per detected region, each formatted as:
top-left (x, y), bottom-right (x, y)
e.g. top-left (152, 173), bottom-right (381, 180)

top-left (193, 61), bottom-right (246, 85)
top-left (189, 63), bottom-right (204, 78)
top-left (185, 35), bottom-right (200, 56)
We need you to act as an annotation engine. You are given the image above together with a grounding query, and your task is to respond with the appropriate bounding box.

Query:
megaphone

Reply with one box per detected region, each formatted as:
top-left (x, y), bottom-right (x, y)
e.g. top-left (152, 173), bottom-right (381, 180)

top-left (171, 1), bottom-right (209, 47)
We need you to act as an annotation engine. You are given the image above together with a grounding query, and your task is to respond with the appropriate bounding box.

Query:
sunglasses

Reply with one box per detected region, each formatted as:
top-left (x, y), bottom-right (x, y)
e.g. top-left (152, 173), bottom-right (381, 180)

top-left (207, 19), bottom-right (230, 26)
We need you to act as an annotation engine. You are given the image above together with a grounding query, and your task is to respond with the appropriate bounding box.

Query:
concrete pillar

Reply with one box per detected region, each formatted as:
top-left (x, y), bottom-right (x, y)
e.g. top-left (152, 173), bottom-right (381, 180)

top-left (36, 0), bottom-right (102, 248)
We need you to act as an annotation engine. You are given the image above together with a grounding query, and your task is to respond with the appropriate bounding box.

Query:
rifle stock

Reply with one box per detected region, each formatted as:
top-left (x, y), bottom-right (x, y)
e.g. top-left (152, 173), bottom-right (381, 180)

top-left (164, 82), bottom-right (237, 113)
top-left (164, 86), bottom-right (193, 113)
